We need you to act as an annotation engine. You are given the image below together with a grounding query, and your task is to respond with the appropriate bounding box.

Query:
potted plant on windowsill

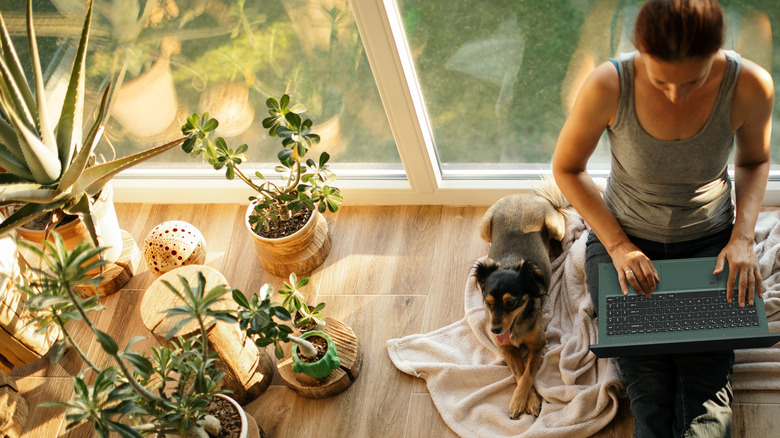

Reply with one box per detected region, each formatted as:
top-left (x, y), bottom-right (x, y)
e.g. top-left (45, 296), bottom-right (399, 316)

top-left (16, 234), bottom-right (263, 438)
top-left (181, 94), bottom-right (343, 277)
top-left (0, 0), bottom-right (208, 277)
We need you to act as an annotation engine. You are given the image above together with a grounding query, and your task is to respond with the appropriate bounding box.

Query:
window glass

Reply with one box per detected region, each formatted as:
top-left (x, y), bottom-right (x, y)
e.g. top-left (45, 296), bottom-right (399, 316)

top-left (399, 0), bottom-right (780, 176)
top-left (1, 0), bottom-right (399, 173)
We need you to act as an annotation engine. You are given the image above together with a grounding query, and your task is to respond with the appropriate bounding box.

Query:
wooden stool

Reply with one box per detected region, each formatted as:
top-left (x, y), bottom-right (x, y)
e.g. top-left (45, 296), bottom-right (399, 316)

top-left (0, 370), bottom-right (27, 438)
top-left (140, 265), bottom-right (274, 404)
top-left (277, 317), bottom-right (362, 399)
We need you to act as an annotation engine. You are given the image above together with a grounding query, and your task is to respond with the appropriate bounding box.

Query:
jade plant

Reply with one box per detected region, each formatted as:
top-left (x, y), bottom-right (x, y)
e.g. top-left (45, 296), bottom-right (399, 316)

top-left (233, 281), bottom-right (340, 378)
top-left (0, 0), bottom-right (205, 247)
top-left (17, 233), bottom-right (236, 438)
top-left (181, 94), bottom-right (343, 238)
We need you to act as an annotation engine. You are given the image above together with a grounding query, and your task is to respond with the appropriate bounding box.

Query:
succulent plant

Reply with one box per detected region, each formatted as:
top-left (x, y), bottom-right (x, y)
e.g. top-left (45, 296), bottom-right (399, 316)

top-left (181, 94), bottom-right (343, 237)
top-left (0, 0), bottom-right (192, 247)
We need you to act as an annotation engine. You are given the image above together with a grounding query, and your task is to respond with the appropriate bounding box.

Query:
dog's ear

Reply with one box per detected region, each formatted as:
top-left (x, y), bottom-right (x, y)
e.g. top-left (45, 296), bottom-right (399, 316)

top-left (519, 260), bottom-right (549, 294)
top-left (474, 258), bottom-right (499, 292)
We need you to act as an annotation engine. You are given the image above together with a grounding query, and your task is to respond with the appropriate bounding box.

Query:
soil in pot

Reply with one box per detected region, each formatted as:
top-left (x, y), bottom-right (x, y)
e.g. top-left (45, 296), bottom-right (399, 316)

top-left (158, 397), bottom-right (266, 438)
top-left (297, 334), bottom-right (329, 363)
top-left (205, 397), bottom-right (244, 438)
top-left (20, 210), bottom-right (78, 230)
top-left (250, 208), bottom-right (312, 239)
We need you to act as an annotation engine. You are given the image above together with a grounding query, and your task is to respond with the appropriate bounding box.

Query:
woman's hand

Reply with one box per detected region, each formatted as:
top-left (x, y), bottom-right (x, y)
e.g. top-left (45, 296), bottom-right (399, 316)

top-left (714, 238), bottom-right (763, 307)
top-left (608, 241), bottom-right (660, 297)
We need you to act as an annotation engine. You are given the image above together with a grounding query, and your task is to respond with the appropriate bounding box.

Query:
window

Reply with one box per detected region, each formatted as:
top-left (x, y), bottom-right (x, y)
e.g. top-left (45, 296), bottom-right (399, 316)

top-left (2, 0), bottom-right (779, 205)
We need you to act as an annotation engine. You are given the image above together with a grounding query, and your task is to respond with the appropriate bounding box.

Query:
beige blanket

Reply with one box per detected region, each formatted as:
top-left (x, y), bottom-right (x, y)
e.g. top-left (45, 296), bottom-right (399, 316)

top-left (386, 210), bottom-right (780, 438)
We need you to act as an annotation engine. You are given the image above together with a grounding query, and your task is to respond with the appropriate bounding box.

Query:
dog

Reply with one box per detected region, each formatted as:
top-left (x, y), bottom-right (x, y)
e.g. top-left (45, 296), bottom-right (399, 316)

top-left (475, 182), bottom-right (568, 418)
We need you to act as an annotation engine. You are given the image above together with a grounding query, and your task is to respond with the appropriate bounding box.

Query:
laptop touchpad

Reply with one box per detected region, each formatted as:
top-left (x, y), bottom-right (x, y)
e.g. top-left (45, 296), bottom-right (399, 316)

top-left (660, 258), bottom-right (721, 291)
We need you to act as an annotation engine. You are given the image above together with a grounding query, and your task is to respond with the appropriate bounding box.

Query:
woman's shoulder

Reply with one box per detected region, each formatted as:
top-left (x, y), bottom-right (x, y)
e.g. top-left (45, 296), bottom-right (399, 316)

top-left (731, 56), bottom-right (774, 134)
top-left (735, 57), bottom-right (774, 100)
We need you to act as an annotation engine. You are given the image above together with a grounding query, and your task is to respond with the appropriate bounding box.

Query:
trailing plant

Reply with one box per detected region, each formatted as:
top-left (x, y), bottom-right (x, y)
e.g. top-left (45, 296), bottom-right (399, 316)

top-left (232, 282), bottom-right (321, 362)
top-left (17, 233), bottom-right (237, 438)
top-left (278, 272), bottom-right (326, 329)
top-left (180, 94), bottom-right (343, 237)
top-left (0, 0), bottom-right (211, 248)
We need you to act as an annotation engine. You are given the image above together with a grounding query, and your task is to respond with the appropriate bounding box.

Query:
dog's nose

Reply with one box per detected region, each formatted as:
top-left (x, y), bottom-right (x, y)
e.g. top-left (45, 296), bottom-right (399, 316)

top-left (491, 326), bottom-right (503, 334)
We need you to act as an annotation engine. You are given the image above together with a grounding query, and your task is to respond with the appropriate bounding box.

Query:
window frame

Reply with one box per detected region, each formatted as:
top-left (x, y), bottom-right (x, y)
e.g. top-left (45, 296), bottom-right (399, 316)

top-left (112, 0), bottom-right (780, 207)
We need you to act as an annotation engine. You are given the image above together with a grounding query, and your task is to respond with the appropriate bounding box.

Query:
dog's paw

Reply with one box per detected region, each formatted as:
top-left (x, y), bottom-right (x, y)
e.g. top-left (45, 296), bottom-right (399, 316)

top-left (508, 393), bottom-right (526, 419)
top-left (525, 387), bottom-right (542, 416)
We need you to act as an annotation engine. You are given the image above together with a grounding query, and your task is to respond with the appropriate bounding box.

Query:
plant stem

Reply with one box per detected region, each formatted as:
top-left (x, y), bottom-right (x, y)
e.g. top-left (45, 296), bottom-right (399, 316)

top-left (233, 165), bottom-right (279, 199)
top-left (54, 313), bottom-right (100, 373)
top-left (62, 281), bottom-right (162, 403)
top-left (282, 159), bottom-right (303, 194)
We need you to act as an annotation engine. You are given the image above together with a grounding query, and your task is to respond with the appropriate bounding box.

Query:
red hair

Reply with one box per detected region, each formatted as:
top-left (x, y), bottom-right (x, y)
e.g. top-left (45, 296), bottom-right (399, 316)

top-left (634, 0), bottom-right (724, 61)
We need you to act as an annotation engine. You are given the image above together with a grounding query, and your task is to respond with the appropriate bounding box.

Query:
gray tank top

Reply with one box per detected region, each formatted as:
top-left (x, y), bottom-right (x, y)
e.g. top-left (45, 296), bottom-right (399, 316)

top-left (603, 50), bottom-right (739, 243)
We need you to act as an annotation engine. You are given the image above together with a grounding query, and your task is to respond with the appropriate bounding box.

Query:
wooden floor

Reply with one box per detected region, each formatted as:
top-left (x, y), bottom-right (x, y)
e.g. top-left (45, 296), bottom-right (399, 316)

top-left (9, 204), bottom-right (778, 437)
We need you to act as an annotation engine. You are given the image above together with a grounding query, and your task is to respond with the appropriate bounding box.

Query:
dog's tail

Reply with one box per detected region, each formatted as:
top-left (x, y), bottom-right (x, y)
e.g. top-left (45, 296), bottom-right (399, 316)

top-left (534, 175), bottom-right (571, 213)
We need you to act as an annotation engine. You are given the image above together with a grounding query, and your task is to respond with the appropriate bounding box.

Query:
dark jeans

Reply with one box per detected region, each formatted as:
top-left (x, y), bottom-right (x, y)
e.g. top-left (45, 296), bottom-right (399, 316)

top-left (586, 227), bottom-right (735, 438)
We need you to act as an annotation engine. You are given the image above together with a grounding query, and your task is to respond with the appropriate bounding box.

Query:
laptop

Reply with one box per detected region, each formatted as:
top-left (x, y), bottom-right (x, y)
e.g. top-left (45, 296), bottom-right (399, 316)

top-left (589, 257), bottom-right (780, 358)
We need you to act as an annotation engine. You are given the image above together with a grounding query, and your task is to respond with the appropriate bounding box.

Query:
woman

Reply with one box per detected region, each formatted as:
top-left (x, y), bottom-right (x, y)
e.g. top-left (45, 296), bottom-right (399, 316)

top-left (552, 0), bottom-right (773, 436)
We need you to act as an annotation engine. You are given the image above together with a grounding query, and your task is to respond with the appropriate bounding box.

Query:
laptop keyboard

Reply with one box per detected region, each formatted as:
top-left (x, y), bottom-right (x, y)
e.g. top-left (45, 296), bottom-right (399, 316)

top-left (606, 290), bottom-right (760, 336)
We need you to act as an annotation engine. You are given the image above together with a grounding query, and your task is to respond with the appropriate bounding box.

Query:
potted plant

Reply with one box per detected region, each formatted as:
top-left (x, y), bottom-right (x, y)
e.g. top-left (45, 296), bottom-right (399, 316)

top-left (16, 233), bottom-right (262, 438)
top-left (232, 281), bottom-right (340, 380)
top-left (181, 94), bottom-right (343, 277)
top-left (0, 0), bottom-right (211, 267)
top-left (278, 273), bottom-right (326, 332)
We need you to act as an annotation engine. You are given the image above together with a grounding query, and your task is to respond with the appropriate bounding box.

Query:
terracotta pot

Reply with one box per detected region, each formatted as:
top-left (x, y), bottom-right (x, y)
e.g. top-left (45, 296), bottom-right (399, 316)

top-left (14, 183), bottom-right (123, 268)
top-left (244, 202), bottom-right (331, 277)
top-left (291, 330), bottom-right (341, 379)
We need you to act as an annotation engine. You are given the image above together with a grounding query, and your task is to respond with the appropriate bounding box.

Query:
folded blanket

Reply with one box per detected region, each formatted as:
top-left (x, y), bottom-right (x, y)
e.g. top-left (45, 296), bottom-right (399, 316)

top-left (387, 210), bottom-right (780, 437)
top-left (733, 210), bottom-right (780, 390)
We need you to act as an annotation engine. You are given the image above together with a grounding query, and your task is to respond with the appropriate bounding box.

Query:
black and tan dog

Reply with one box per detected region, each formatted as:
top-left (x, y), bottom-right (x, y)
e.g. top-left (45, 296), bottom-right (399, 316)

top-left (475, 183), bottom-right (568, 418)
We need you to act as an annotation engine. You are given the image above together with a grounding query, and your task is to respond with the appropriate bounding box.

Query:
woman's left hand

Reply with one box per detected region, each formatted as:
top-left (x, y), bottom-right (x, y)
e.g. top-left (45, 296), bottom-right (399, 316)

top-left (714, 238), bottom-right (763, 307)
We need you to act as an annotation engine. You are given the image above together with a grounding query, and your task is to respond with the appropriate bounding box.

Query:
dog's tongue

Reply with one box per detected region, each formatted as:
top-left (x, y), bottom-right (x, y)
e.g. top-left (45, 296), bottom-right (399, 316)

top-left (495, 331), bottom-right (511, 345)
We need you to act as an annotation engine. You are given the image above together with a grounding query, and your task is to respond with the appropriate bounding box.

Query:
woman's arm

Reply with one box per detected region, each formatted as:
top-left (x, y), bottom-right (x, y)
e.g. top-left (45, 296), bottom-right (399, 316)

top-left (553, 62), bottom-right (659, 296)
top-left (716, 58), bottom-right (774, 306)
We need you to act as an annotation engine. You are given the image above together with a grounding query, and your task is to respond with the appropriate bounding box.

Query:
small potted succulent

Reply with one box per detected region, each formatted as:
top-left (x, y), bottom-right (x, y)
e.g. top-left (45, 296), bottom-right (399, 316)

top-left (232, 281), bottom-right (340, 380)
top-left (16, 234), bottom-right (262, 438)
top-left (0, 0), bottom-right (206, 267)
top-left (181, 94), bottom-right (343, 277)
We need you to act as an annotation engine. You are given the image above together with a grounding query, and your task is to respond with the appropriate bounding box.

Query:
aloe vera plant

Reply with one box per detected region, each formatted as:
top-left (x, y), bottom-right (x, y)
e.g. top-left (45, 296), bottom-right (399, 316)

top-left (0, 0), bottom-right (202, 247)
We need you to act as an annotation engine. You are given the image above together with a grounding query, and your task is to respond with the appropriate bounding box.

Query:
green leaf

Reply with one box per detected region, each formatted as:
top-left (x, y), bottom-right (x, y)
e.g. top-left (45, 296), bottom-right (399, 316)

top-left (232, 289), bottom-right (250, 309)
top-left (93, 328), bottom-right (118, 356)
top-left (49, 339), bottom-right (68, 364)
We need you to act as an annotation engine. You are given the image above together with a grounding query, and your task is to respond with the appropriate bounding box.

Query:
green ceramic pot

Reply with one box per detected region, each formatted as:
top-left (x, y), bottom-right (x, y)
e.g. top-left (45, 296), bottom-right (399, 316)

top-left (291, 330), bottom-right (340, 379)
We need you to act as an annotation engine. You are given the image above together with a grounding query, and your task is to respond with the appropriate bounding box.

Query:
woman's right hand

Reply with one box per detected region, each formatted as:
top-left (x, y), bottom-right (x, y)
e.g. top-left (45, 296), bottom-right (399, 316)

top-left (608, 241), bottom-right (660, 297)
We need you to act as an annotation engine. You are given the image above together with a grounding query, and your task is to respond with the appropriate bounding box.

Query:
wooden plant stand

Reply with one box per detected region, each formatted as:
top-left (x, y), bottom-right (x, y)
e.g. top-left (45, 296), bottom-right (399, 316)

top-left (74, 231), bottom-right (142, 297)
top-left (16, 230), bottom-right (142, 298)
top-left (140, 265), bottom-right (274, 405)
top-left (277, 317), bottom-right (362, 399)
top-left (0, 370), bottom-right (27, 438)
